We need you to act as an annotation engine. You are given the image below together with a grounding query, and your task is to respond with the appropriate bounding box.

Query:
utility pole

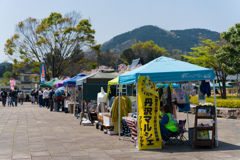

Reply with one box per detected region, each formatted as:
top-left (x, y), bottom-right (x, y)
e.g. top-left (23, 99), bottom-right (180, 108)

top-left (52, 51), bottom-right (54, 79)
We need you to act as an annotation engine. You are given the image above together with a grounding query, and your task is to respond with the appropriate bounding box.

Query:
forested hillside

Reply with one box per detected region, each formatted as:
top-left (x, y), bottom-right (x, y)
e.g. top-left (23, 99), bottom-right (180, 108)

top-left (101, 25), bottom-right (220, 55)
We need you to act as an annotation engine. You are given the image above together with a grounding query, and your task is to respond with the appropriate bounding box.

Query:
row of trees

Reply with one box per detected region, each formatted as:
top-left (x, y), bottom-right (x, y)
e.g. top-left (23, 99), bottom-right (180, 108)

top-left (184, 23), bottom-right (240, 99)
top-left (4, 11), bottom-right (100, 80)
top-left (5, 11), bottom-right (240, 100)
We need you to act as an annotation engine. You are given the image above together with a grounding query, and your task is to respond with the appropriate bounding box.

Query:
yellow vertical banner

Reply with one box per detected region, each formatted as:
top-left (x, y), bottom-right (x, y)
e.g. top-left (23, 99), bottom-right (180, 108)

top-left (138, 76), bottom-right (162, 150)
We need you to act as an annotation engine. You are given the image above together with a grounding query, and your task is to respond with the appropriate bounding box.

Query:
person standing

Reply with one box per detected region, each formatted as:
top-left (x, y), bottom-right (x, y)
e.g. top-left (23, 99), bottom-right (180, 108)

top-left (38, 88), bottom-right (43, 107)
top-left (11, 87), bottom-right (18, 107)
top-left (56, 95), bottom-right (62, 112)
top-left (43, 88), bottom-right (49, 108)
top-left (19, 91), bottom-right (24, 105)
top-left (1, 89), bottom-right (7, 107)
top-left (31, 89), bottom-right (35, 104)
top-left (49, 88), bottom-right (53, 111)
top-left (7, 95), bottom-right (11, 107)
top-left (35, 90), bottom-right (38, 105)
top-left (17, 89), bottom-right (20, 103)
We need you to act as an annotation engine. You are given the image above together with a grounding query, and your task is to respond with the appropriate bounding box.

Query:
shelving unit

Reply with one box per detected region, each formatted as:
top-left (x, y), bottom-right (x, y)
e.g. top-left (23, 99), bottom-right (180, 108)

top-left (192, 106), bottom-right (216, 149)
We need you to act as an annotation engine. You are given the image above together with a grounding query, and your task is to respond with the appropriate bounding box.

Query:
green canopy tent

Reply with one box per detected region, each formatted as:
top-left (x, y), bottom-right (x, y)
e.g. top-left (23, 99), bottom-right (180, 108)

top-left (107, 71), bottom-right (130, 96)
top-left (39, 78), bottom-right (61, 88)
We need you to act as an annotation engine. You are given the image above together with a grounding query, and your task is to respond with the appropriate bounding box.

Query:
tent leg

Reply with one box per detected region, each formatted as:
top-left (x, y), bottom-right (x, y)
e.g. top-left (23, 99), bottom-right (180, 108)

top-left (118, 84), bottom-right (121, 140)
top-left (187, 111), bottom-right (189, 130)
top-left (74, 87), bottom-right (76, 116)
top-left (80, 85), bottom-right (84, 125)
top-left (213, 80), bottom-right (218, 147)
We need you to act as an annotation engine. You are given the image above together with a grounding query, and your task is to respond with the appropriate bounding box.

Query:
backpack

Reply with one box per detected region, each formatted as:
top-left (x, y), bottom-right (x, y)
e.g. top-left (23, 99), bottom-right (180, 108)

top-left (12, 91), bottom-right (17, 97)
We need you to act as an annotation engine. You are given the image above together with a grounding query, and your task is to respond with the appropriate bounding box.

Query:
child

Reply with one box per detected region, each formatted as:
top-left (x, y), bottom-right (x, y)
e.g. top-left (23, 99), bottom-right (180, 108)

top-left (7, 95), bottom-right (11, 107)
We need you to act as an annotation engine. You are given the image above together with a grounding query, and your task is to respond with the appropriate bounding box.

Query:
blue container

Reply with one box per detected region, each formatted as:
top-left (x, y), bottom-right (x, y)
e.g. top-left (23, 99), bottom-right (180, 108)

top-left (178, 103), bottom-right (190, 112)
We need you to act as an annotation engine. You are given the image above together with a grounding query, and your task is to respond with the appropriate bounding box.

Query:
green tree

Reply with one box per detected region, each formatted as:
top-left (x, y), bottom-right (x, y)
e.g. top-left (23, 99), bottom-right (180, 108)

top-left (216, 23), bottom-right (240, 75)
top-left (87, 62), bottom-right (97, 70)
top-left (3, 71), bottom-right (13, 79)
top-left (4, 11), bottom-right (100, 80)
top-left (0, 78), bottom-right (10, 86)
top-left (131, 41), bottom-right (169, 64)
top-left (183, 39), bottom-right (227, 99)
top-left (120, 48), bottom-right (136, 64)
top-left (97, 50), bottom-right (116, 67)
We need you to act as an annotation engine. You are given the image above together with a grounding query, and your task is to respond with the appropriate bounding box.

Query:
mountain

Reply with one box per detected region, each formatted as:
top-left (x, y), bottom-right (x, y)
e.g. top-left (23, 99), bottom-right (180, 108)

top-left (0, 62), bottom-right (11, 66)
top-left (101, 25), bottom-right (220, 54)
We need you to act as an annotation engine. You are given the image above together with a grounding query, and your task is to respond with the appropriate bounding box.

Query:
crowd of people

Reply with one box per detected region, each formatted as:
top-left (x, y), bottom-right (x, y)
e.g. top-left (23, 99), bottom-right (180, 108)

top-left (0, 87), bottom-right (67, 112)
top-left (0, 86), bottom-right (84, 117)
top-left (0, 88), bottom-right (25, 107)
top-left (37, 87), bottom-right (67, 112)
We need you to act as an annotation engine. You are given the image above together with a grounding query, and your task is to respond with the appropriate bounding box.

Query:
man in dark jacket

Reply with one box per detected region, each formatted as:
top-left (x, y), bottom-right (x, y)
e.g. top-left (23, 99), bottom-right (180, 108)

top-left (1, 89), bottom-right (7, 107)
top-left (49, 88), bottom-right (54, 111)
top-left (11, 87), bottom-right (18, 106)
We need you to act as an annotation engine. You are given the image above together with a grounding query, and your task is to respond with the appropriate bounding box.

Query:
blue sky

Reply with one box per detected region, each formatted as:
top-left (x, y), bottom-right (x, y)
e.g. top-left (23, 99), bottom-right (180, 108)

top-left (0, 0), bottom-right (240, 62)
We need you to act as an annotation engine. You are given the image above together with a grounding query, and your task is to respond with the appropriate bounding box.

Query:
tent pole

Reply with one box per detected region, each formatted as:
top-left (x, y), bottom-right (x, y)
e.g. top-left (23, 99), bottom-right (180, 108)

top-left (118, 84), bottom-right (121, 140)
top-left (186, 82), bottom-right (189, 130)
top-left (136, 82), bottom-right (138, 149)
top-left (213, 80), bottom-right (218, 147)
top-left (74, 87), bottom-right (76, 116)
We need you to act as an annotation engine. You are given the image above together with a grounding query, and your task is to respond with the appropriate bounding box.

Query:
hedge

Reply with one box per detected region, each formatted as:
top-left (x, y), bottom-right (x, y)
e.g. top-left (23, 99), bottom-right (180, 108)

top-left (190, 96), bottom-right (240, 108)
top-left (209, 95), bottom-right (237, 99)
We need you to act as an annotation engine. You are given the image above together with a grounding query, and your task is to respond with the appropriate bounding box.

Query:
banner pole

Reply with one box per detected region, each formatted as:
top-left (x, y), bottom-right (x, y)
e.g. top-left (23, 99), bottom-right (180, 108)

top-left (136, 82), bottom-right (138, 149)
top-left (213, 80), bottom-right (218, 147)
top-left (118, 84), bottom-right (121, 140)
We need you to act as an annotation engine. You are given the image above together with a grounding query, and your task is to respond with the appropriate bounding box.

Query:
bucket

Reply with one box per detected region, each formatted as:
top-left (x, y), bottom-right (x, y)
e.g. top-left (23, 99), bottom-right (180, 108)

top-left (65, 108), bottom-right (68, 113)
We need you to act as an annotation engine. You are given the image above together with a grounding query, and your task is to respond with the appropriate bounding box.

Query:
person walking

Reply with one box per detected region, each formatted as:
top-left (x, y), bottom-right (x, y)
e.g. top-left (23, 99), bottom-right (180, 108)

top-left (11, 88), bottom-right (18, 107)
top-left (1, 89), bottom-right (7, 107)
top-left (17, 89), bottom-right (20, 103)
top-left (18, 90), bottom-right (21, 104)
top-left (38, 88), bottom-right (43, 107)
top-left (43, 88), bottom-right (49, 108)
top-left (49, 88), bottom-right (54, 111)
top-left (31, 89), bottom-right (35, 104)
top-left (19, 91), bottom-right (24, 105)
top-left (7, 95), bottom-right (11, 107)
top-left (35, 90), bottom-right (38, 105)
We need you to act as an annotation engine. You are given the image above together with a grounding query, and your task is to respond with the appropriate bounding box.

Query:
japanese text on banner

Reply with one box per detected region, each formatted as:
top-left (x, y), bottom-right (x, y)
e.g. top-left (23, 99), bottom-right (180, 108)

top-left (138, 76), bottom-right (162, 150)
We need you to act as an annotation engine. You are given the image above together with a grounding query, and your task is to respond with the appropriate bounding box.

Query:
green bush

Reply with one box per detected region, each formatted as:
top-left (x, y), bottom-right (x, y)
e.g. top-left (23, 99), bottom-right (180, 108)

top-left (209, 95), bottom-right (237, 99)
top-left (190, 96), bottom-right (240, 108)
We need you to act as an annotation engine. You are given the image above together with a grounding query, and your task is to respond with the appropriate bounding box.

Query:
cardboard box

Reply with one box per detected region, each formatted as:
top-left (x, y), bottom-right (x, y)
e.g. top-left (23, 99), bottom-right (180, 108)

top-left (103, 115), bottom-right (113, 126)
top-left (108, 130), bottom-right (117, 135)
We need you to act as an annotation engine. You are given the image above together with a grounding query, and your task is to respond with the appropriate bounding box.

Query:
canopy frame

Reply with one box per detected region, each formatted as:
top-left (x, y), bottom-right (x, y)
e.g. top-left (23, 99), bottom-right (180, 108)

top-left (116, 56), bottom-right (218, 148)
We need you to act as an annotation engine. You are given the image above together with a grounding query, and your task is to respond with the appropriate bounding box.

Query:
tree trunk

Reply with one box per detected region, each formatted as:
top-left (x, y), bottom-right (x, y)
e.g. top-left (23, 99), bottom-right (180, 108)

top-left (215, 71), bottom-right (223, 98)
top-left (222, 78), bottom-right (227, 99)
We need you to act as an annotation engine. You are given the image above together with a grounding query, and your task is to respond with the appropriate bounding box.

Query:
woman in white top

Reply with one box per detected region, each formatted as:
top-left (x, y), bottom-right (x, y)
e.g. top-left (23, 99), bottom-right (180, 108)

top-left (38, 88), bottom-right (43, 107)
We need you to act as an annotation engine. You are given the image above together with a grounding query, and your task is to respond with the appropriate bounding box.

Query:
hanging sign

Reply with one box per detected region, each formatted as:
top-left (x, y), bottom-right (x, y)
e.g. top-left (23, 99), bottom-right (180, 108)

top-left (138, 76), bottom-right (162, 150)
top-left (10, 79), bottom-right (15, 90)
top-left (40, 63), bottom-right (45, 83)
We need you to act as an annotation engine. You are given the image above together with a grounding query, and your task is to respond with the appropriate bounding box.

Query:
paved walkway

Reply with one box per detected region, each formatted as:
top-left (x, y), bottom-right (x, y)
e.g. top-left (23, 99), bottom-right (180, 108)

top-left (0, 103), bottom-right (240, 160)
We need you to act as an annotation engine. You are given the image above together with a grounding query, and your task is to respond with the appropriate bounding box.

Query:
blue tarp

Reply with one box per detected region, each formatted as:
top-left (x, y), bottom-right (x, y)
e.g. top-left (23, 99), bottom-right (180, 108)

top-left (210, 82), bottom-right (233, 88)
top-left (63, 73), bottom-right (87, 87)
top-left (119, 56), bottom-right (216, 84)
top-left (157, 83), bottom-right (180, 88)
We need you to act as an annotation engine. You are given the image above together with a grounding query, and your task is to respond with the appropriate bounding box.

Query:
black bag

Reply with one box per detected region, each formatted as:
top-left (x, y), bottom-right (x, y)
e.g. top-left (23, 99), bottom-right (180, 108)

top-left (12, 91), bottom-right (17, 97)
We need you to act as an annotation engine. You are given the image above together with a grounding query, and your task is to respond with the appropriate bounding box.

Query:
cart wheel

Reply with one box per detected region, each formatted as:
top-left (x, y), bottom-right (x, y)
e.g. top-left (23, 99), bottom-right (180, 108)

top-left (100, 125), bottom-right (103, 131)
top-left (96, 122), bottom-right (99, 129)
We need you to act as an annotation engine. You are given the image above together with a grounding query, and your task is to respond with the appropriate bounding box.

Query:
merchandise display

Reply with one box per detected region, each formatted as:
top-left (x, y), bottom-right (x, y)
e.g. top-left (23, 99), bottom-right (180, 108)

top-left (62, 56), bottom-right (218, 151)
top-left (118, 56), bottom-right (218, 150)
